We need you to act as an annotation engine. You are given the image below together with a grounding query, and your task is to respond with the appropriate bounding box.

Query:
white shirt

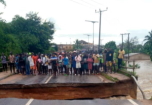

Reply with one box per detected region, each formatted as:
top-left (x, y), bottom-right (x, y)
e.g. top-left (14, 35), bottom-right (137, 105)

top-left (28, 56), bottom-right (34, 67)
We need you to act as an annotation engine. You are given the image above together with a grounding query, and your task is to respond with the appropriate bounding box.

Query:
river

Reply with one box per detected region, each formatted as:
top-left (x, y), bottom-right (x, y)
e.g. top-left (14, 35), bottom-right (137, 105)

top-left (128, 60), bottom-right (152, 99)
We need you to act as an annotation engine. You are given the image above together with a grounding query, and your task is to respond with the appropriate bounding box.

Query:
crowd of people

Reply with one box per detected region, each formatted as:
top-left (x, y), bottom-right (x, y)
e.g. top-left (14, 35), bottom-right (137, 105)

top-left (0, 48), bottom-right (125, 77)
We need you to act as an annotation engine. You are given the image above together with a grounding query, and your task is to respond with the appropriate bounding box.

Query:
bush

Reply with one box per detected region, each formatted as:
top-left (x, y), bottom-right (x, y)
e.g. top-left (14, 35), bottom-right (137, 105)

top-left (129, 64), bottom-right (140, 68)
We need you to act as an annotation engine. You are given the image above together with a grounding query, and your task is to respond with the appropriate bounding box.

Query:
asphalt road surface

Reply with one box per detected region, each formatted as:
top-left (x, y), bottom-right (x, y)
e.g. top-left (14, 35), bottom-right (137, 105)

top-left (0, 74), bottom-right (103, 85)
top-left (0, 98), bottom-right (146, 105)
top-left (0, 74), bottom-right (151, 105)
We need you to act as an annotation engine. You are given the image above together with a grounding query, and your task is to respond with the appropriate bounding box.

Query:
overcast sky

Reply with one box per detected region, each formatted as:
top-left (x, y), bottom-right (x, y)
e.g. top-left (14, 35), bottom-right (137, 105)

top-left (0, 0), bottom-right (152, 45)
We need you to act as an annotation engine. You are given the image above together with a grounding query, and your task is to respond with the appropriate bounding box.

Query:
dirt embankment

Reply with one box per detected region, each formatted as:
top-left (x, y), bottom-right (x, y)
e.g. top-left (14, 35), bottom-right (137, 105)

top-left (0, 78), bottom-right (137, 100)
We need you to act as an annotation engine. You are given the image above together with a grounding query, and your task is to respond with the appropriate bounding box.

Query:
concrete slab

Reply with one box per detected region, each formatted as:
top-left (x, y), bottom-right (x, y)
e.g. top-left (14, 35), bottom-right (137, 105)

top-left (0, 74), bottom-right (50, 85)
top-left (0, 71), bottom-right (14, 81)
top-left (49, 75), bottom-right (103, 83)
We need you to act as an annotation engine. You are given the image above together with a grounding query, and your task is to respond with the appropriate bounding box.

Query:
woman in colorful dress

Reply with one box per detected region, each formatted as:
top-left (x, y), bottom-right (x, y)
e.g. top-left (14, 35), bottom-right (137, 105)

top-left (32, 53), bottom-right (38, 75)
top-left (87, 55), bottom-right (93, 75)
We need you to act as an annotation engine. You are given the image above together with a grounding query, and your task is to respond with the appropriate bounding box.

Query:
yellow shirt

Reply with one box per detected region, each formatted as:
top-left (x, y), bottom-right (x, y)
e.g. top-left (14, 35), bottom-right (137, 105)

top-left (93, 55), bottom-right (99, 63)
top-left (118, 50), bottom-right (125, 59)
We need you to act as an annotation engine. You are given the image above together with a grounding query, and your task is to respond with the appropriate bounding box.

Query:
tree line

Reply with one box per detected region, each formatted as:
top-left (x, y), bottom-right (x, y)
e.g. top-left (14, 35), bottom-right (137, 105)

top-left (0, 12), bottom-right (55, 55)
top-left (73, 31), bottom-right (152, 61)
top-left (104, 32), bottom-right (152, 61)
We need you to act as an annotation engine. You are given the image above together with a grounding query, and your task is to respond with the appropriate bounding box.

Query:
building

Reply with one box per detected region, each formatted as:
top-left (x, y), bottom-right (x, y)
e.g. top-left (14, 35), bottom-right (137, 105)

top-left (124, 53), bottom-right (150, 60)
top-left (79, 40), bottom-right (93, 50)
top-left (57, 44), bottom-right (73, 52)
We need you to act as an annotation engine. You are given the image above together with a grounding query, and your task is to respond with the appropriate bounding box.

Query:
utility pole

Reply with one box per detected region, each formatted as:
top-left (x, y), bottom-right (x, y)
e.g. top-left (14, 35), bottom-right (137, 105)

top-left (128, 33), bottom-right (130, 62)
top-left (120, 34), bottom-right (124, 49)
top-left (84, 34), bottom-right (91, 43)
top-left (100, 39), bottom-right (103, 49)
top-left (120, 33), bottom-right (130, 62)
top-left (95, 7), bottom-right (108, 52)
top-left (85, 20), bottom-right (98, 51)
top-left (84, 34), bottom-right (91, 51)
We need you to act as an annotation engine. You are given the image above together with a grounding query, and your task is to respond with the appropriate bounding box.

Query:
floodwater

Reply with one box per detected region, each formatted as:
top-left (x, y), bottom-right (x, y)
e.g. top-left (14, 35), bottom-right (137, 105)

top-left (129, 60), bottom-right (152, 99)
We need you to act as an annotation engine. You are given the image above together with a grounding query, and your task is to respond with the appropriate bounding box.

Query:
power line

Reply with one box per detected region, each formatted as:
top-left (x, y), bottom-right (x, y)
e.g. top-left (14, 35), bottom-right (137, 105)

top-left (80, 0), bottom-right (97, 7)
top-left (90, 0), bottom-right (105, 6)
top-left (70, 0), bottom-right (86, 6)
top-left (70, 0), bottom-right (95, 9)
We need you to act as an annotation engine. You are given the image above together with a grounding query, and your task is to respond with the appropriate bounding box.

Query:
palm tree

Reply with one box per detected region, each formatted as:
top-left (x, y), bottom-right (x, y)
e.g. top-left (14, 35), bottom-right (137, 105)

top-left (144, 30), bottom-right (152, 46)
top-left (0, 0), bottom-right (6, 19)
top-left (0, 0), bottom-right (6, 6)
top-left (144, 30), bottom-right (152, 61)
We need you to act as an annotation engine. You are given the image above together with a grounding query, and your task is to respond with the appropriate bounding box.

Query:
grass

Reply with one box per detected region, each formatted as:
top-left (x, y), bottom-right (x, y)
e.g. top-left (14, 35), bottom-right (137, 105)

top-left (118, 69), bottom-right (138, 78)
top-left (101, 73), bottom-right (119, 82)
top-left (129, 64), bottom-right (140, 69)
top-left (150, 97), bottom-right (152, 100)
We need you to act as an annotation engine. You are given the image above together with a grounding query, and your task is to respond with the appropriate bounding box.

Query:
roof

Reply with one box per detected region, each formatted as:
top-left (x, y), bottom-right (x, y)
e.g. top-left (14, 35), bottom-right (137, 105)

top-left (57, 44), bottom-right (73, 46)
top-left (79, 40), bottom-right (89, 44)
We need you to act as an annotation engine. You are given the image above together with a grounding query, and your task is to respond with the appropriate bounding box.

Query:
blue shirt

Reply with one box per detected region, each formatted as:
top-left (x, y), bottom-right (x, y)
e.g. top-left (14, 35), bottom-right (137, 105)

top-left (62, 58), bottom-right (69, 65)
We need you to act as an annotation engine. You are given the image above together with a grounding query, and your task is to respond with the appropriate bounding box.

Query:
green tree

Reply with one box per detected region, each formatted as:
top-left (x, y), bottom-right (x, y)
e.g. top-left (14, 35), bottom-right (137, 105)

top-left (73, 39), bottom-right (83, 50)
top-left (104, 41), bottom-right (117, 51)
top-left (0, 12), bottom-right (55, 55)
top-left (0, 0), bottom-right (6, 6)
top-left (10, 12), bottom-right (54, 53)
top-left (143, 30), bottom-right (152, 61)
top-left (0, 0), bottom-right (6, 19)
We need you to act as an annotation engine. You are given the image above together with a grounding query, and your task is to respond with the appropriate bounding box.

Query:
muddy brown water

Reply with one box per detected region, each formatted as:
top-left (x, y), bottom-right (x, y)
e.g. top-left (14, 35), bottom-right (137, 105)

top-left (128, 60), bottom-right (152, 99)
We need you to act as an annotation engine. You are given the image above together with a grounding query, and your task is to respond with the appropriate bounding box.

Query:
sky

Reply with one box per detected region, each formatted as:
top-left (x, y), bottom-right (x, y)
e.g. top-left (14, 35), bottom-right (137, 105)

top-left (0, 0), bottom-right (152, 45)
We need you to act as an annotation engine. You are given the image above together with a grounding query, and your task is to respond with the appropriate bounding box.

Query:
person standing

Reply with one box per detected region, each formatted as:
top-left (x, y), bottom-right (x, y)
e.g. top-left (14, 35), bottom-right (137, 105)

top-left (87, 55), bottom-right (93, 75)
top-left (15, 54), bottom-right (19, 73)
top-left (58, 55), bottom-right (63, 74)
top-left (71, 52), bottom-right (76, 75)
top-left (51, 53), bottom-right (58, 77)
top-left (68, 54), bottom-right (72, 75)
top-left (18, 54), bottom-right (26, 75)
top-left (118, 48), bottom-right (125, 71)
top-left (1, 53), bottom-right (7, 72)
top-left (41, 54), bottom-right (47, 75)
top-left (62, 55), bottom-right (69, 74)
top-left (103, 50), bottom-right (107, 73)
top-left (32, 53), bottom-right (38, 75)
top-left (8, 52), bottom-right (15, 73)
top-left (25, 53), bottom-right (30, 75)
top-left (106, 48), bottom-right (113, 73)
top-left (28, 53), bottom-right (34, 75)
top-left (93, 53), bottom-right (100, 74)
top-left (37, 56), bottom-right (42, 75)
top-left (75, 53), bottom-right (81, 76)
top-left (82, 53), bottom-right (88, 74)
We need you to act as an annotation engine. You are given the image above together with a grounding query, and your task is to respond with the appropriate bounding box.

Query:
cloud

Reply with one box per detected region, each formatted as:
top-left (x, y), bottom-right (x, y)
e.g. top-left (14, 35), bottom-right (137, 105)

top-left (1, 0), bottom-right (152, 45)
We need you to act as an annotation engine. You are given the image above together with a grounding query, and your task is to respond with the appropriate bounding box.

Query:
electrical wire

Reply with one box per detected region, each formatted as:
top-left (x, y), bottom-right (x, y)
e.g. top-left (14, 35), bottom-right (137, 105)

top-left (69, 0), bottom-right (96, 9)
top-left (90, 0), bottom-right (105, 6)
top-left (80, 0), bottom-right (97, 7)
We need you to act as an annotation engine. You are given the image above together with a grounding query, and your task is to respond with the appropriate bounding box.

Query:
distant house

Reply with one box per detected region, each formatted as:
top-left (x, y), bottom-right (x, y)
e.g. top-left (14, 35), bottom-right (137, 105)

top-left (124, 53), bottom-right (150, 60)
top-left (79, 40), bottom-right (93, 50)
top-left (57, 44), bottom-right (73, 52)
